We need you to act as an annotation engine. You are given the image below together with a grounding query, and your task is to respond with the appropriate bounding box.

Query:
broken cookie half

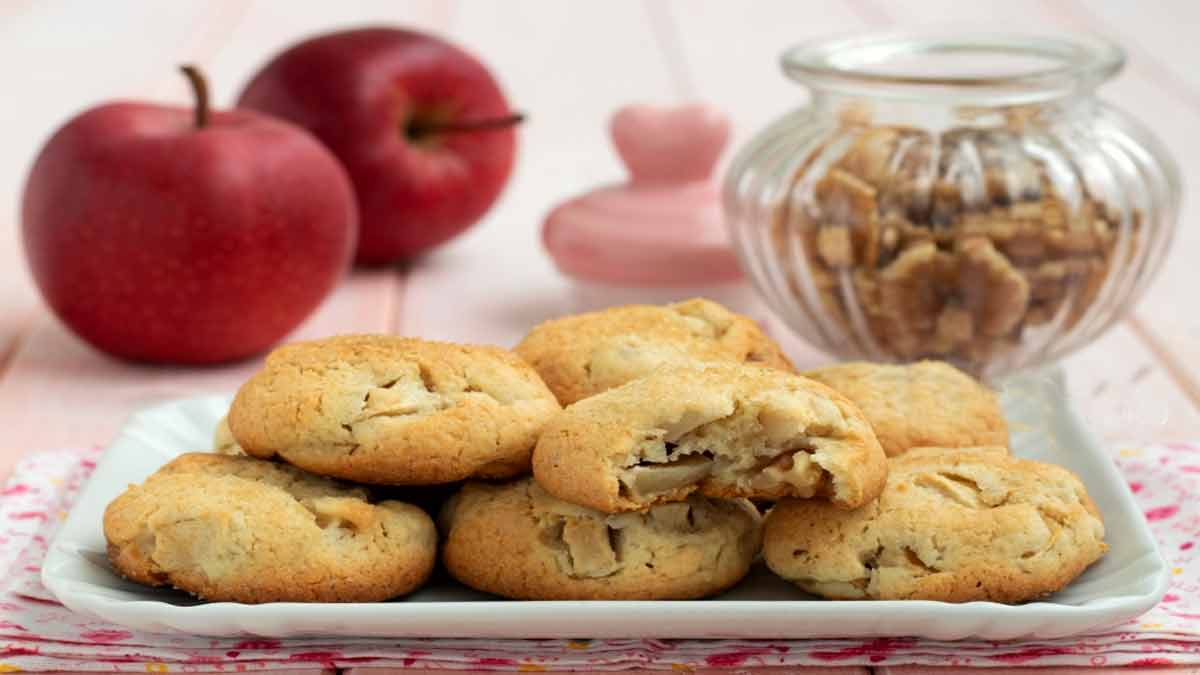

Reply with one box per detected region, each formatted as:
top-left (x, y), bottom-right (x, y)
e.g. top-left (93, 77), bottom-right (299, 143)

top-left (440, 478), bottom-right (761, 600)
top-left (532, 363), bottom-right (887, 513)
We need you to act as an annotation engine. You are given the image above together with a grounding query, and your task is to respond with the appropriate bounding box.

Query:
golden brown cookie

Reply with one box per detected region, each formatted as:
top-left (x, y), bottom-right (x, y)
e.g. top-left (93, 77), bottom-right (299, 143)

top-left (762, 447), bottom-right (1107, 603)
top-left (104, 453), bottom-right (437, 603)
top-left (533, 363), bottom-right (887, 513)
top-left (440, 478), bottom-right (761, 600)
top-left (803, 360), bottom-right (1009, 457)
top-left (228, 335), bottom-right (561, 484)
top-left (515, 298), bottom-right (794, 405)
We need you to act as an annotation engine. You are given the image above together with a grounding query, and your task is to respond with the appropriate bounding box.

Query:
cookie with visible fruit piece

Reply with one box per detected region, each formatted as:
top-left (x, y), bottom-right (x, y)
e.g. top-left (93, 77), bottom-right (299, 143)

top-left (762, 447), bottom-right (1107, 603)
top-left (802, 360), bottom-right (1009, 457)
top-left (227, 335), bottom-right (561, 485)
top-left (532, 363), bottom-right (886, 513)
top-left (103, 453), bottom-right (436, 603)
top-left (515, 298), bottom-right (794, 405)
top-left (440, 478), bottom-right (761, 600)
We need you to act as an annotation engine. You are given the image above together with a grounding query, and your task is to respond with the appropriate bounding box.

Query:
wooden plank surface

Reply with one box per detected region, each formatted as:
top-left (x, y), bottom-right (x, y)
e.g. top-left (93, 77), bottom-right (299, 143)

top-left (0, 1), bottom-right (1197, 671)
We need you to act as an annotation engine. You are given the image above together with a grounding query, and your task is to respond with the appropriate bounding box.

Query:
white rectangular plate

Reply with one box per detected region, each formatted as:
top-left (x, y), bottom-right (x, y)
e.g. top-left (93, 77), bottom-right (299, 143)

top-left (41, 369), bottom-right (1167, 640)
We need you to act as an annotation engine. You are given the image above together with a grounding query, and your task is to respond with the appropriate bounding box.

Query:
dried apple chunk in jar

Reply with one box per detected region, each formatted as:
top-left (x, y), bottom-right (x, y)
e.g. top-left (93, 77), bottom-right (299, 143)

top-left (769, 114), bottom-right (1134, 374)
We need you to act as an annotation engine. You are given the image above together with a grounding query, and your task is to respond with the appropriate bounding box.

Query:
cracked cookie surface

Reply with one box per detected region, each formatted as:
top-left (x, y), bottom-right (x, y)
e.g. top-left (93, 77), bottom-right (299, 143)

top-left (103, 453), bottom-right (437, 603)
top-left (803, 360), bottom-right (1009, 457)
top-left (227, 335), bottom-right (561, 484)
top-left (440, 478), bottom-right (761, 600)
top-left (762, 447), bottom-right (1107, 602)
top-left (515, 298), bottom-right (794, 405)
top-left (533, 363), bottom-right (887, 513)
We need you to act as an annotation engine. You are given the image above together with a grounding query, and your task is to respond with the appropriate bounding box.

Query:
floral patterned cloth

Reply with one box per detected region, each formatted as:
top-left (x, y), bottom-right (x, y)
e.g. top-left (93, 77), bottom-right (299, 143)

top-left (2, 444), bottom-right (1199, 672)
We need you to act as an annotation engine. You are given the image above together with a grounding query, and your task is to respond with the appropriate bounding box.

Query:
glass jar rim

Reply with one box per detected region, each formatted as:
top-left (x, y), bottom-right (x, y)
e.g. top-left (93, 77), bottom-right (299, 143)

top-left (782, 32), bottom-right (1125, 103)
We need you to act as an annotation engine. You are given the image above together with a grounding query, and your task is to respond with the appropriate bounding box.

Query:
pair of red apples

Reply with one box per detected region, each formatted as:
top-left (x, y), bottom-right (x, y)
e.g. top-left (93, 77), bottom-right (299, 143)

top-left (22, 27), bottom-right (519, 364)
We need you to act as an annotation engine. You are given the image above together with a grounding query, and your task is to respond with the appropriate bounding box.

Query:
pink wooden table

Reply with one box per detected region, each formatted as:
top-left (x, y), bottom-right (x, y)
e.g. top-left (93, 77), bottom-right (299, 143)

top-left (2, 1), bottom-right (1197, 673)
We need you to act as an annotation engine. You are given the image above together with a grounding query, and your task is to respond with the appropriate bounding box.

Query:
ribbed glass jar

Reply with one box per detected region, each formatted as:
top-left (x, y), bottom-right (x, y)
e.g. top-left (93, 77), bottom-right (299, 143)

top-left (724, 33), bottom-right (1181, 377)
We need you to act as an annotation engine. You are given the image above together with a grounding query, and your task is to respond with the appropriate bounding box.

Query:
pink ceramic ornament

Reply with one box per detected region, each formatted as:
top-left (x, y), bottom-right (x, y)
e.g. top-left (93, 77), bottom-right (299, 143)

top-left (543, 103), bottom-right (761, 312)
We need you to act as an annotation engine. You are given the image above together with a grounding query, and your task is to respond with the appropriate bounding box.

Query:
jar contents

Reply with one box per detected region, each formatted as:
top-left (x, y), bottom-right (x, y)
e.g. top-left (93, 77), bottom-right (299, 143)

top-left (772, 111), bottom-right (1139, 373)
top-left (727, 33), bottom-right (1178, 377)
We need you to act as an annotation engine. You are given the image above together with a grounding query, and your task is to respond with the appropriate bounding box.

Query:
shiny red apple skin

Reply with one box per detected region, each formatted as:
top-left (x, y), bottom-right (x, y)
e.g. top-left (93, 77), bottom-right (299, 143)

top-left (21, 103), bottom-right (358, 364)
top-left (237, 27), bottom-right (517, 265)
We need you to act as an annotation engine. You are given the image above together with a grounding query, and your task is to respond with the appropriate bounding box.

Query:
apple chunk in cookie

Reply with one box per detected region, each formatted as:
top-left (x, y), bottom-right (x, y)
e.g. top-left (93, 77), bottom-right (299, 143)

top-left (533, 363), bottom-right (887, 513)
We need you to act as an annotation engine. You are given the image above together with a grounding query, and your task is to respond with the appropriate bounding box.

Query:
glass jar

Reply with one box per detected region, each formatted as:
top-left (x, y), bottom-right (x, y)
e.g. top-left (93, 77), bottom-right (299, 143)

top-left (724, 33), bottom-right (1181, 377)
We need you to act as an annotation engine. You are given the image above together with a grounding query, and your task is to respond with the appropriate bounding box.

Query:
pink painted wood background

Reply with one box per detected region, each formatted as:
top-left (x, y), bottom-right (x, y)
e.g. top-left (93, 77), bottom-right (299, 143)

top-left (1, 1), bottom-right (1196, 673)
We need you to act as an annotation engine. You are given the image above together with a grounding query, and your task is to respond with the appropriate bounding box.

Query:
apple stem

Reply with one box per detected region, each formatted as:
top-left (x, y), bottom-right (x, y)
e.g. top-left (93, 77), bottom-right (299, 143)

top-left (409, 112), bottom-right (525, 139)
top-left (179, 64), bottom-right (210, 129)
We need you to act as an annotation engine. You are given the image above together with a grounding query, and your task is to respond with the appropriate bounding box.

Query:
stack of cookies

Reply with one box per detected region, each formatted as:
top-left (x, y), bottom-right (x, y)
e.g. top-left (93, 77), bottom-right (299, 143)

top-left (103, 298), bottom-right (1108, 605)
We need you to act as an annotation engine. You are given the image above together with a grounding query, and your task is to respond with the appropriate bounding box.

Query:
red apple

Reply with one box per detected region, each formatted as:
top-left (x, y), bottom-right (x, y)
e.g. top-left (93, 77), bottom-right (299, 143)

top-left (22, 66), bottom-right (357, 364)
top-left (237, 27), bottom-right (519, 265)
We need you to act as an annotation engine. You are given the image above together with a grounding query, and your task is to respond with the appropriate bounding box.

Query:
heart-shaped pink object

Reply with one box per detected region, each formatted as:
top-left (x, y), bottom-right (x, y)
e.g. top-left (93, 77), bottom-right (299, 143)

top-left (611, 103), bottom-right (731, 185)
top-left (542, 101), bottom-right (743, 288)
